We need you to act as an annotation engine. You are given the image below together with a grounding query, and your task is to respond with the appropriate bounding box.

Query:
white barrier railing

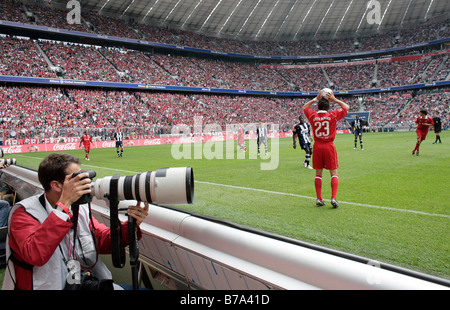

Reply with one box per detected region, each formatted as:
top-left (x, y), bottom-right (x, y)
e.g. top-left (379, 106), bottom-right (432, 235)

top-left (2, 165), bottom-right (449, 290)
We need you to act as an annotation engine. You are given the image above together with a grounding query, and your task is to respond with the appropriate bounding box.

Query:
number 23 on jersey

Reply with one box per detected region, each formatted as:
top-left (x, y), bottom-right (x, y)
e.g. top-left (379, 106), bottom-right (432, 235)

top-left (314, 120), bottom-right (330, 137)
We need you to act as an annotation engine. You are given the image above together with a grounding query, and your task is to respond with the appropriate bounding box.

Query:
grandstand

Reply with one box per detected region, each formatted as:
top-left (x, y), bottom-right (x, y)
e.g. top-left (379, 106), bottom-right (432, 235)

top-left (0, 0), bottom-right (448, 145)
top-left (0, 0), bottom-right (449, 291)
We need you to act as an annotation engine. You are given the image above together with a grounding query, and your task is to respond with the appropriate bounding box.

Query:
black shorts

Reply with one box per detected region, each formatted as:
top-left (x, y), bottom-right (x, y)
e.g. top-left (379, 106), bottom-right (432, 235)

top-left (257, 137), bottom-right (267, 144)
top-left (300, 141), bottom-right (312, 150)
top-left (116, 141), bottom-right (123, 148)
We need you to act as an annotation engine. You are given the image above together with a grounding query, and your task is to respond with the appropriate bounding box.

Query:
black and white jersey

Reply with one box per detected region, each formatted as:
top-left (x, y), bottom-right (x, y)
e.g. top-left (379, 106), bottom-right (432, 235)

top-left (351, 118), bottom-right (368, 131)
top-left (257, 126), bottom-right (267, 141)
top-left (114, 132), bottom-right (123, 142)
top-left (293, 122), bottom-right (312, 149)
top-left (114, 132), bottom-right (124, 147)
top-left (352, 119), bottom-right (363, 130)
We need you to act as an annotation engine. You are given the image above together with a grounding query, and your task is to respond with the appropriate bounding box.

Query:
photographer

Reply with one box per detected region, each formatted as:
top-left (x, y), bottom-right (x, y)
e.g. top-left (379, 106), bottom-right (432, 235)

top-left (2, 153), bottom-right (148, 290)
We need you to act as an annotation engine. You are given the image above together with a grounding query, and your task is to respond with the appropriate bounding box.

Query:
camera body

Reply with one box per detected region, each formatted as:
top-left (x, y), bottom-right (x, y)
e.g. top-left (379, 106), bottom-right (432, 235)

top-left (71, 169), bottom-right (96, 205)
top-left (64, 271), bottom-right (113, 290)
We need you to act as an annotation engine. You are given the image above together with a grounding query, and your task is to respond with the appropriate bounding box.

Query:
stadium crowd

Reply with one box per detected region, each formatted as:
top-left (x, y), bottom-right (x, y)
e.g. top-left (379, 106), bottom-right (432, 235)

top-left (1, 35), bottom-right (448, 93)
top-left (0, 0), bottom-right (448, 91)
top-left (0, 36), bottom-right (53, 78)
top-left (0, 85), bottom-right (448, 144)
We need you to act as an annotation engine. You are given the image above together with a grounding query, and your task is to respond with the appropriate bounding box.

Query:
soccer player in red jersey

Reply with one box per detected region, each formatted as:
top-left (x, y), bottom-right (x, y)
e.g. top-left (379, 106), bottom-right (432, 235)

top-left (237, 126), bottom-right (247, 152)
top-left (79, 130), bottom-right (93, 160)
top-left (303, 90), bottom-right (350, 208)
top-left (412, 109), bottom-right (434, 156)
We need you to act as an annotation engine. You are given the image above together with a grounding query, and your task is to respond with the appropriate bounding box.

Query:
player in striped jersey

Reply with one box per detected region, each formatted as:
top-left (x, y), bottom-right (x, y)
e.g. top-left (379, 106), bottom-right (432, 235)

top-left (257, 123), bottom-right (268, 156)
top-left (351, 115), bottom-right (367, 150)
top-left (114, 129), bottom-right (124, 157)
top-left (293, 116), bottom-right (313, 169)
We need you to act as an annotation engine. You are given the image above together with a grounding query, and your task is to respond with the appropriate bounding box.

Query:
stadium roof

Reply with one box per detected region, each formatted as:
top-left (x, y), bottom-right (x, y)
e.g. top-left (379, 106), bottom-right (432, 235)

top-left (61, 0), bottom-right (449, 40)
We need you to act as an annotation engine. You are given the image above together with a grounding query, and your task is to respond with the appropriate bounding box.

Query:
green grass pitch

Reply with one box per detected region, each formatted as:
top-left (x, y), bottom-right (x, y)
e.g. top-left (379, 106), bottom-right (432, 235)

top-left (8, 131), bottom-right (450, 280)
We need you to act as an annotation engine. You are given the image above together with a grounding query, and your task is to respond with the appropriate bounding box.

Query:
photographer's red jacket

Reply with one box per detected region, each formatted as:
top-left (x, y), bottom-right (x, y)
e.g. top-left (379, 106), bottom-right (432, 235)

top-left (8, 205), bottom-right (140, 290)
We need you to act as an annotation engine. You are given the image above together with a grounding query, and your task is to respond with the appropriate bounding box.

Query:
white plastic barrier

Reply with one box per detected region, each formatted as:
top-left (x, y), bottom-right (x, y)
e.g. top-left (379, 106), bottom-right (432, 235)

top-left (91, 198), bottom-right (449, 290)
top-left (2, 165), bottom-right (449, 290)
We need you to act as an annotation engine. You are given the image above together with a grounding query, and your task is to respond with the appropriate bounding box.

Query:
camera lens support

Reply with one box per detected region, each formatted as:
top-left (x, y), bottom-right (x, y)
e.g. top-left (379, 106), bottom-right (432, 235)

top-left (128, 210), bottom-right (140, 290)
top-left (108, 174), bottom-right (127, 269)
top-left (107, 173), bottom-right (140, 290)
top-left (74, 167), bottom-right (193, 289)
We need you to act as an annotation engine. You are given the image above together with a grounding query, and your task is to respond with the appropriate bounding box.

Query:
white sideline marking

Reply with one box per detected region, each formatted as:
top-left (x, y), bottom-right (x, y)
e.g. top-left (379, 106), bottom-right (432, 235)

top-left (15, 156), bottom-right (450, 219)
top-left (196, 181), bottom-right (450, 219)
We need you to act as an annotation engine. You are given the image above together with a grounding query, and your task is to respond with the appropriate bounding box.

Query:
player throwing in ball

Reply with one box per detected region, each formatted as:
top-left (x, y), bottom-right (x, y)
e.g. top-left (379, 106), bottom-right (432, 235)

top-left (303, 89), bottom-right (350, 208)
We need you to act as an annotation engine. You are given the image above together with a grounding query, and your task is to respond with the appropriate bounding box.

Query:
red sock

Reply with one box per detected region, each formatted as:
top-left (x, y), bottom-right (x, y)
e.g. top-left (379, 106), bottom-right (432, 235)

top-left (331, 175), bottom-right (339, 199)
top-left (315, 175), bottom-right (323, 200)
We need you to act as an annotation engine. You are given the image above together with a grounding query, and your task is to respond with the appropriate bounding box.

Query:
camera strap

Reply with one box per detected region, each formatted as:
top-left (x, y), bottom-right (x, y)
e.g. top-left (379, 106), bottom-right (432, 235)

top-left (109, 174), bottom-right (126, 268)
top-left (71, 204), bottom-right (79, 258)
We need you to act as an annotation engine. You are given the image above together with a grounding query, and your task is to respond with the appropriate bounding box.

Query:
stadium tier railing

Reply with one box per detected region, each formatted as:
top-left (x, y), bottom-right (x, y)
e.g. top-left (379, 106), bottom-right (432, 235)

top-left (1, 74), bottom-right (449, 97)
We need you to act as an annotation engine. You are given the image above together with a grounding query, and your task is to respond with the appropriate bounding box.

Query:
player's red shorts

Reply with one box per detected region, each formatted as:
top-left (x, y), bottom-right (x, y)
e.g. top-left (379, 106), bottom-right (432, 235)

top-left (416, 129), bottom-right (429, 141)
top-left (312, 142), bottom-right (339, 170)
top-left (83, 144), bottom-right (91, 152)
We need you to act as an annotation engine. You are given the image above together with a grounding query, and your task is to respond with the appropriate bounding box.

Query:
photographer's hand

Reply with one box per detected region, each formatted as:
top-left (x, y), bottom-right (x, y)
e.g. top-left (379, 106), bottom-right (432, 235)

top-left (58, 172), bottom-right (92, 208)
top-left (127, 201), bottom-right (149, 226)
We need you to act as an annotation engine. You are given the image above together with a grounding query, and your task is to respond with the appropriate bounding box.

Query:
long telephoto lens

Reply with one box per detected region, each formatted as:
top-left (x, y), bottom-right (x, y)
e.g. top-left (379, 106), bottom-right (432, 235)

top-left (91, 167), bottom-right (194, 205)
